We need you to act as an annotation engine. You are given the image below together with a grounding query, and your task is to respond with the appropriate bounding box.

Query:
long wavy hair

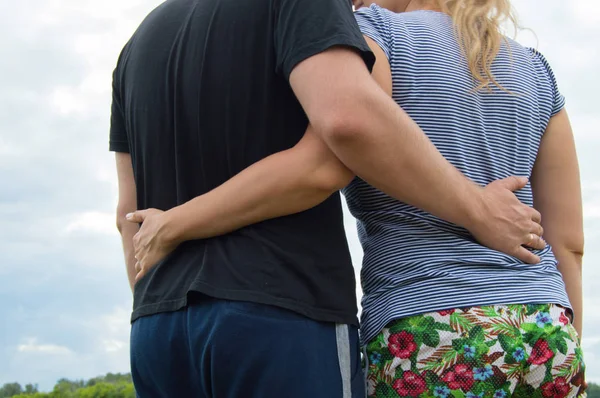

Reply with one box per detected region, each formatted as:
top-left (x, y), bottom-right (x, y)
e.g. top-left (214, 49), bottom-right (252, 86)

top-left (435, 0), bottom-right (519, 91)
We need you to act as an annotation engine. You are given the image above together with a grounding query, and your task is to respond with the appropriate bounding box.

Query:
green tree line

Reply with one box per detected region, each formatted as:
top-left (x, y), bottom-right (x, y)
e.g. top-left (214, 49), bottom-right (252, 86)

top-left (0, 373), bottom-right (134, 398)
top-left (2, 374), bottom-right (599, 397)
top-left (589, 383), bottom-right (600, 398)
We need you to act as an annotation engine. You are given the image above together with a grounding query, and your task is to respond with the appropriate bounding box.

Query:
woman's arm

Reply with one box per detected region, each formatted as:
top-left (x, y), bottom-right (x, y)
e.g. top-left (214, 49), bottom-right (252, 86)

top-left (530, 108), bottom-right (584, 337)
top-left (128, 128), bottom-right (352, 280)
top-left (167, 126), bottom-right (352, 241)
top-left (128, 38), bottom-right (393, 279)
top-left (115, 153), bottom-right (138, 292)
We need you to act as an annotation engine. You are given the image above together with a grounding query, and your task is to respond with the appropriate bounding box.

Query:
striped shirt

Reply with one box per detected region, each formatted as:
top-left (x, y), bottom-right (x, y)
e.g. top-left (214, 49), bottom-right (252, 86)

top-left (346, 5), bottom-right (571, 346)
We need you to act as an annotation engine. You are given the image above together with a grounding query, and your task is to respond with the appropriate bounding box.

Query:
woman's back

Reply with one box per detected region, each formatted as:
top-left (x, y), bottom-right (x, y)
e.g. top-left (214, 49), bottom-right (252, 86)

top-left (348, 5), bottom-right (570, 345)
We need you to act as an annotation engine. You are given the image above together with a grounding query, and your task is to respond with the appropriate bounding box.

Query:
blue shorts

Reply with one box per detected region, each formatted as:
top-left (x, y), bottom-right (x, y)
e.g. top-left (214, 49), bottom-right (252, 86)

top-left (130, 295), bottom-right (364, 397)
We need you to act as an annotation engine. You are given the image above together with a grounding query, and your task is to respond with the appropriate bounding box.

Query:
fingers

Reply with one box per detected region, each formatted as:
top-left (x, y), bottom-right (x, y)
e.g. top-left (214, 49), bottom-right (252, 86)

top-left (530, 221), bottom-right (544, 238)
top-left (127, 210), bottom-right (150, 223)
top-left (134, 260), bottom-right (148, 283)
top-left (514, 246), bottom-right (541, 264)
top-left (524, 234), bottom-right (546, 250)
top-left (499, 176), bottom-right (528, 192)
top-left (522, 221), bottom-right (545, 250)
top-left (135, 270), bottom-right (147, 283)
top-left (529, 208), bottom-right (542, 225)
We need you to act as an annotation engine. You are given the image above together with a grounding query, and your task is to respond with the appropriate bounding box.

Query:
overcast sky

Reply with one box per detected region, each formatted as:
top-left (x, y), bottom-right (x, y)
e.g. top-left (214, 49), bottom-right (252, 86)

top-left (0, 0), bottom-right (598, 391)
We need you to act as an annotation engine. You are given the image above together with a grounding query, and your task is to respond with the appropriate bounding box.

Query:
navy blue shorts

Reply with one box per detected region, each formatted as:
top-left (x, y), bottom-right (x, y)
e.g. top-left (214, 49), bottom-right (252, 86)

top-left (130, 295), bottom-right (364, 397)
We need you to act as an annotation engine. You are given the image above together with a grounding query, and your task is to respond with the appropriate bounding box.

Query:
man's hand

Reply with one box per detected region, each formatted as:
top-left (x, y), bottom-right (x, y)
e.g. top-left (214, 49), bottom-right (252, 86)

top-left (126, 209), bottom-right (180, 282)
top-left (467, 176), bottom-right (546, 264)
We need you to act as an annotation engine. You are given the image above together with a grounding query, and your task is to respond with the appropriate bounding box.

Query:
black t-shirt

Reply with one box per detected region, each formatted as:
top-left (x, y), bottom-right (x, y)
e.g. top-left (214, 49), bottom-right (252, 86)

top-left (110, 0), bottom-right (374, 325)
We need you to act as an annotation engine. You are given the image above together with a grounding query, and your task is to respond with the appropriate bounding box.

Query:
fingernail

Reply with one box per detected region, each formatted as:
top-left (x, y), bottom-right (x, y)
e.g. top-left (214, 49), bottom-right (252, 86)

top-left (126, 213), bottom-right (133, 220)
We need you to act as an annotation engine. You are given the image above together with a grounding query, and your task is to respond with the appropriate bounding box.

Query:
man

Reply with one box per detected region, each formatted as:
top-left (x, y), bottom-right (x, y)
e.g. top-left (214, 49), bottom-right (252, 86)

top-left (111, 0), bottom-right (544, 396)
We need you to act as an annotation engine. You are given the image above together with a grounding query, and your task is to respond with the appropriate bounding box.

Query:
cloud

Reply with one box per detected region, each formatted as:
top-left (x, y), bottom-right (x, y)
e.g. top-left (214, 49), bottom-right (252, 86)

top-left (581, 297), bottom-right (600, 383)
top-left (17, 339), bottom-right (73, 356)
top-left (64, 212), bottom-right (117, 236)
top-left (585, 203), bottom-right (600, 219)
top-left (3, 307), bottom-right (132, 389)
top-left (583, 181), bottom-right (600, 220)
top-left (571, 0), bottom-right (600, 27)
top-left (0, 0), bottom-right (155, 388)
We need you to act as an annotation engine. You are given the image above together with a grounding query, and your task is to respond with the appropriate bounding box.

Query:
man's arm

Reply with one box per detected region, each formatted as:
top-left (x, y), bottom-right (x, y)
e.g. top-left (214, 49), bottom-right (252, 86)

top-left (289, 45), bottom-right (544, 262)
top-left (290, 48), bottom-right (470, 223)
top-left (531, 109), bottom-right (584, 337)
top-left (115, 153), bottom-right (138, 292)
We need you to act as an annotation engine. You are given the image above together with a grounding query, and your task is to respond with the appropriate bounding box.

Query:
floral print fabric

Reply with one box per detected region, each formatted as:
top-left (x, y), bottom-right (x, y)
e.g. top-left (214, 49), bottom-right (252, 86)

top-left (366, 304), bottom-right (586, 397)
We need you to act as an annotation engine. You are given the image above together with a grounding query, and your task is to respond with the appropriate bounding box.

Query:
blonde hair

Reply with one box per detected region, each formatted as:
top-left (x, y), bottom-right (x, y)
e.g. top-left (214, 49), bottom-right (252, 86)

top-left (434, 0), bottom-right (519, 92)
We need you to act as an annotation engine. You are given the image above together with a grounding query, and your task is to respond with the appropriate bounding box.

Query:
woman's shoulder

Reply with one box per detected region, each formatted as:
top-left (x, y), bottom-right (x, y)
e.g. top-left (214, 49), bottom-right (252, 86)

top-left (355, 4), bottom-right (448, 24)
top-left (354, 4), bottom-right (390, 28)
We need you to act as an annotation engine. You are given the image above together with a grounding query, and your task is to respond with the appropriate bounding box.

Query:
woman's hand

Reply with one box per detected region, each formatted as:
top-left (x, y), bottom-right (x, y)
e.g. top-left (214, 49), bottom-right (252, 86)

top-left (126, 209), bottom-right (180, 283)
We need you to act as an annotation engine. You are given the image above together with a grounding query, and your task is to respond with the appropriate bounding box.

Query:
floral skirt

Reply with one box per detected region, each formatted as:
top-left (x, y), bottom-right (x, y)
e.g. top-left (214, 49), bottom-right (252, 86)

top-left (365, 304), bottom-right (586, 398)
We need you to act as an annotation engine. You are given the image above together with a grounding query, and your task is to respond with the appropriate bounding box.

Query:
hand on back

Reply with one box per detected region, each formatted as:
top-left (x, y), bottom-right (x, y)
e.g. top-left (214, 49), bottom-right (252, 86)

top-left (467, 176), bottom-right (545, 264)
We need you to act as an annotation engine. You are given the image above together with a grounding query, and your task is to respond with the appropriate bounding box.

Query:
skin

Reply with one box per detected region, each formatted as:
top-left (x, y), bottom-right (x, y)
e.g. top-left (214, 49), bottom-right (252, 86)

top-left (118, 0), bottom-right (558, 315)
top-left (115, 153), bottom-right (137, 292)
top-left (530, 109), bottom-right (584, 337)
top-left (353, 0), bottom-right (439, 13)
top-left (353, 0), bottom-right (411, 12)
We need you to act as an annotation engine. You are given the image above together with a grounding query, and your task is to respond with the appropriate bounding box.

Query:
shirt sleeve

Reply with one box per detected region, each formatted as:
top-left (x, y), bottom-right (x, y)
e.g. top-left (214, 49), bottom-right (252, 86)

top-left (354, 5), bottom-right (392, 61)
top-left (109, 67), bottom-right (130, 153)
top-left (274, 0), bottom-right (375, 80)
top-left (529, 48), bottom-right (565, 117)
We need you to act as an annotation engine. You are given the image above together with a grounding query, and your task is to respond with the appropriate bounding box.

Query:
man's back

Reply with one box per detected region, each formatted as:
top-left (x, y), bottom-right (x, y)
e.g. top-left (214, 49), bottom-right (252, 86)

top-left (110, 0), bottom-right (363, 325)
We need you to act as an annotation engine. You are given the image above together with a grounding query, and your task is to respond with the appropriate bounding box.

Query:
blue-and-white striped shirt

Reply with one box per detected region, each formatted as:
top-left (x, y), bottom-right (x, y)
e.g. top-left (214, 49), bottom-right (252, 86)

top-left (347, 5), bottom-right (571, 346)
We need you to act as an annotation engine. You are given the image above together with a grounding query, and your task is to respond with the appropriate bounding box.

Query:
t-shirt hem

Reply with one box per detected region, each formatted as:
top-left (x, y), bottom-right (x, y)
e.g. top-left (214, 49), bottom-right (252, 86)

top-left (282, 34), bottom-right (375, 81)
top-left (131, 282), bottom-right (359, 326)
top-left (551, 96), bottom-right (566, 117)
top-left (355, 9), bottom-right (391, 61)
top-left (109, 140), bottom-right (130, 153)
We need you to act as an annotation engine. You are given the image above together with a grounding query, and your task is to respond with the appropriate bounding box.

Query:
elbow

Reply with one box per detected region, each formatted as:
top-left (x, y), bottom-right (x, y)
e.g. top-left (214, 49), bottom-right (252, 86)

top-left (116, 214), bottom-right (126, 235)
top-left (311, 114), bottom-right (365, 191)
top-left (554, 238), bottom-right (584, 271)
top-left (315, 112), bottom-right (365, 150)
top-left (310, 92), bottom-right (373, 151)
top-left (308, 78), bottom-right (383, 150)
top-left (570, 247), bottom-right (584, 264)
top-left (313, 161), bottom-right (354, 192)
top-left (115, 205), bottom-right (134, 235)
top-left (298, 121), bottom-right (356, 193)
top-left (566, 236), bottom-right (585, 265)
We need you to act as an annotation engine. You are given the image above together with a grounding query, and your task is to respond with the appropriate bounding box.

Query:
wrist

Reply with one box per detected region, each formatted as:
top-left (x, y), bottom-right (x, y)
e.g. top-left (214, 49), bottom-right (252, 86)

top-left (161, 195), bottom-right (215, 243)
top-left (460, 184), bottom-right (487, 232)
top-left (160, 208), bottom-right (185, 246)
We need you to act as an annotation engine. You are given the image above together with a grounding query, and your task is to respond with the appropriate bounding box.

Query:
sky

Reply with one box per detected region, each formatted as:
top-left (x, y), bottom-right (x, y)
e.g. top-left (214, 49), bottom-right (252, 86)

top-left (0, 0), bottom-right (598, 392)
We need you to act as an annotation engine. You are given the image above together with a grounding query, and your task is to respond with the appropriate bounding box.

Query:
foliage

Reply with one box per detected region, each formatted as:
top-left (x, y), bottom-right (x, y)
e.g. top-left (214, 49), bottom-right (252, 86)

top-left (1, 373), bottom-right (134, 398)
top-left (588, 382), bottom-right (600, 398)
top-left (2, 372), bottom-right (598, 397)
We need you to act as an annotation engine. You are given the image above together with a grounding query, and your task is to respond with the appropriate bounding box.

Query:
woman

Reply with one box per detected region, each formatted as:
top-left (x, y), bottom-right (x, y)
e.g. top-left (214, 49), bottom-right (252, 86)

top-left (129, 0), bottom-right (585, 396)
